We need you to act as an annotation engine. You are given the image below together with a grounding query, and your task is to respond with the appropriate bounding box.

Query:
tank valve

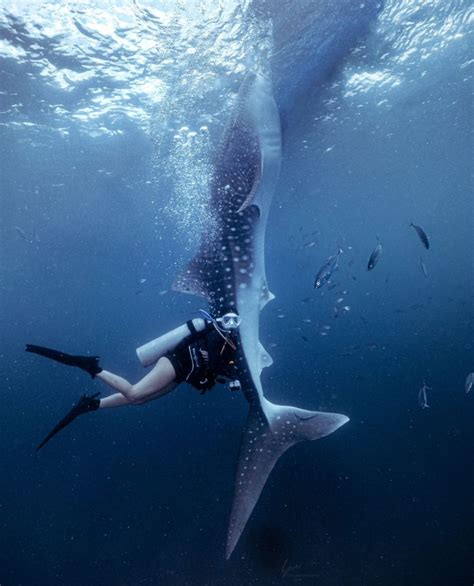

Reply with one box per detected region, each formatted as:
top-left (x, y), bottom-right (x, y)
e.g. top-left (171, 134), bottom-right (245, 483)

top-left (229, 379), bottom-right (241, 392)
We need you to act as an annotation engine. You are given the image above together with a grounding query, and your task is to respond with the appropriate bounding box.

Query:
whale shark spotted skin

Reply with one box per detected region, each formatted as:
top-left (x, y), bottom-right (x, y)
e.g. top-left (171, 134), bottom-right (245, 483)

top-left (174, 73), bottom-right (348, 559)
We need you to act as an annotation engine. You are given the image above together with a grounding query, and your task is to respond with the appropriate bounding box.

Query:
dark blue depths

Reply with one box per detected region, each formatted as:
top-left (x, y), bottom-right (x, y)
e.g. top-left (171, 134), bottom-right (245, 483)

top-left (1, 15), bottom-right (473, 586)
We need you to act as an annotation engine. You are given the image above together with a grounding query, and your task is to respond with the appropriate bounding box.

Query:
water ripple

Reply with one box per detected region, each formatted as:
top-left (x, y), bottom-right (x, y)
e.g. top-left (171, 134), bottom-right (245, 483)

top-left (0, 0), bottom-right (471, 250)
top-left (341, 0), bottom-right (472, 102)
top-left (0, 0), bottom-right (264, 138)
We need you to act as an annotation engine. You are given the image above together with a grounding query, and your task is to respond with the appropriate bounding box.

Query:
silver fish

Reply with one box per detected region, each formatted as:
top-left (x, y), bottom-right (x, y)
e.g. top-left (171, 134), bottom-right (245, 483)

top-left (418, 382), bottom-right (431, 409)
top-left (410, 222), bottom-right (430, 249)
top-left (314, 248), bottom-right (343, 288)
top-left (367, 242), bottom-right (382, 271)
top-left (420, 257), bottom-right (428, 278)
top-left (465, 372), bottom-right (474, 394)
top-left (14, 225), bottom-right (27, 240)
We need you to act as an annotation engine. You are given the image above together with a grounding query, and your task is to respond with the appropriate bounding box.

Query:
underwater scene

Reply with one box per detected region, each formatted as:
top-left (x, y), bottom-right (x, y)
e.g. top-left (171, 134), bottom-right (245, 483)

top-left (0, 1), bottom-right (472, 585)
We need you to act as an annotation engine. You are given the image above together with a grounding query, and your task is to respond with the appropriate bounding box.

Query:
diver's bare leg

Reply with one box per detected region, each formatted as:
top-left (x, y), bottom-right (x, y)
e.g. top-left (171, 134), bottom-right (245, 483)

top-left (98, 393), bottom-right (131, 409)
top-left (99, 381), bottom-right (178, 409)
top-left (34, 355), bottom-right (178, 451)
top-left (96, 356), bottom-right (177, 406)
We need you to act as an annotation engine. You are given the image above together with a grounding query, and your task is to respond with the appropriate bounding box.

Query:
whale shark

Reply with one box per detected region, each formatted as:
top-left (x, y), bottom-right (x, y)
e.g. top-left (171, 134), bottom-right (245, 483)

top-left (173, 73), bottom-right (349, 558)
top-left (250, 0), bottom-right (383, 116)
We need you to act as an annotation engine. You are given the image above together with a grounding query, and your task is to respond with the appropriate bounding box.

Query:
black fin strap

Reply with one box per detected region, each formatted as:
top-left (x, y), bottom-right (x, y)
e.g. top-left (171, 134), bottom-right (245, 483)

top-left (187, 320), bottom-right (197, 336)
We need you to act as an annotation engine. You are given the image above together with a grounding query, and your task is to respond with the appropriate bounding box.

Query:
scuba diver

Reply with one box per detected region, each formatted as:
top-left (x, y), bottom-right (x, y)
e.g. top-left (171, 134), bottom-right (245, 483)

top-left (27, 310), bottom-right (241, 450)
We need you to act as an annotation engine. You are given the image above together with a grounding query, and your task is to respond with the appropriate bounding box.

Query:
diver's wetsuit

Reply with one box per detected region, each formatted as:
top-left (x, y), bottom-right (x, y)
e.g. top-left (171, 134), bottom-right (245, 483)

top-left (166, 320), bottom-right (237, 392)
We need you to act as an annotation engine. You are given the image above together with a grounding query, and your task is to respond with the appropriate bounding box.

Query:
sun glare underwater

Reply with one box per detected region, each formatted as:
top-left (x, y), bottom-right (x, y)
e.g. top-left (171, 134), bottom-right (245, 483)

top-left (0, 1), bottom-right (473, 585)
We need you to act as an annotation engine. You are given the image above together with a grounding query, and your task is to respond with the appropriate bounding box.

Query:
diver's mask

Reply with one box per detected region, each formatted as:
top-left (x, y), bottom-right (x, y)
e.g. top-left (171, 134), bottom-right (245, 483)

top-left (217, 312), bottom-right (241, 330)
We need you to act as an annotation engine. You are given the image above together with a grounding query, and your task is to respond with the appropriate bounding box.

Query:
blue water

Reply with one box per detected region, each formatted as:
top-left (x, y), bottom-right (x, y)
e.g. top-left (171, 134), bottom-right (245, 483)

top-left (0, 1), bottom-right (472, 584)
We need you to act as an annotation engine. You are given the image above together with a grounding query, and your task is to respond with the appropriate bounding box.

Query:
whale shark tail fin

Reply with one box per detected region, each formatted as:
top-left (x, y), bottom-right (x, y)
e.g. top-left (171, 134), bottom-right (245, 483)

top-left (226, 400), bottom-right (349, 559)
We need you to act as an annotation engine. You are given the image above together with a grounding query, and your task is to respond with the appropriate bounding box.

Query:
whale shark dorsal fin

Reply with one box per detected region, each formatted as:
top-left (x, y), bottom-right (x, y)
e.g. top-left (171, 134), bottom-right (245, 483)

top-left (258, 342), bottom-right (273, 373)
top-left (260, 282), bottom-right (275, 310)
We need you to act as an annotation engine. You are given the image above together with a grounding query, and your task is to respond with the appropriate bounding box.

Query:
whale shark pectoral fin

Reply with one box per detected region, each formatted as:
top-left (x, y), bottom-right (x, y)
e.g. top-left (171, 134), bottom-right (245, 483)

top-left (226, 400), bottom-right (349, 559)
top-left (172, 253), bottom-right (213, 301)
top-left (236, 143), bottom-right (263, 214)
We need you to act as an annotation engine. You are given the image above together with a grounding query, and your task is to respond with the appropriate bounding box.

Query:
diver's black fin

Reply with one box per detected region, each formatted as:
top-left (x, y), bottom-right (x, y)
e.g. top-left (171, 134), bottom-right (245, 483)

top-left (26, 344), bottom-right (102, 378)
top-left (36, 393), bottom-right (101, 451)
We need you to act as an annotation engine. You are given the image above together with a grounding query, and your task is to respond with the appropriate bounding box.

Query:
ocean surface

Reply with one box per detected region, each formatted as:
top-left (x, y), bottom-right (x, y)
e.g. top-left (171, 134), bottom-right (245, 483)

top-left (0, 1), bottom-right (472, 585)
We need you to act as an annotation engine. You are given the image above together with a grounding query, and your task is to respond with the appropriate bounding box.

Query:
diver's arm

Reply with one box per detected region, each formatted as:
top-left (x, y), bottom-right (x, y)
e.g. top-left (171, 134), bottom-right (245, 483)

top-left (136, 318), bottom-right (206, 366)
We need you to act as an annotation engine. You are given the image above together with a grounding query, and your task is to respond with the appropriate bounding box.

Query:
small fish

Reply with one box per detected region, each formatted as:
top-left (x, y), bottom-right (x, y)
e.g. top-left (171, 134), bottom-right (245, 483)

top-left (465, 372), bottom-right (474, 394)
top-left (301, 335), bottom-right (309, 342)
top-left (367, 242), bottom-right (383, 271)
top-left (420, 257), bottom-right (428, 278)
top-left (418, 382), bottom-right (431, 409)
top-left (410, 222), bottom-right (430, 249)
top-left (314, 248), bottom-right (343, 289)
top-left (14, 225), bottom-right (27, 240)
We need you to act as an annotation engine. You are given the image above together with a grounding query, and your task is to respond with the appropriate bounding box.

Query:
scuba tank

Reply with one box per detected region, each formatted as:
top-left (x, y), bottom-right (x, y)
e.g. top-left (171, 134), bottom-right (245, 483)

top-left (136, 318), bottom-right (206, 367)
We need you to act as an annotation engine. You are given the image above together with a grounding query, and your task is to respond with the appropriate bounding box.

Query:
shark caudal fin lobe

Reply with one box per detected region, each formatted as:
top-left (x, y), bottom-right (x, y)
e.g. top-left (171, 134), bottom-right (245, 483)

top-left (226, 399), bottom-right (349, 559)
